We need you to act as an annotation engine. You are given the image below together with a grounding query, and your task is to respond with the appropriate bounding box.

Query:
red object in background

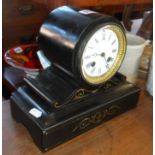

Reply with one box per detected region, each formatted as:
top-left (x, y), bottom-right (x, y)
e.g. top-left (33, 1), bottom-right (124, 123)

top-left (4, 44), bottom-right (42, 70)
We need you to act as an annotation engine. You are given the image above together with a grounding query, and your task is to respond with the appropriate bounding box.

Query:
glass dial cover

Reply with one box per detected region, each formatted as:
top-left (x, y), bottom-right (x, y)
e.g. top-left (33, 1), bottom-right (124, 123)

top-left (81, 25), bottom-right (126, 85)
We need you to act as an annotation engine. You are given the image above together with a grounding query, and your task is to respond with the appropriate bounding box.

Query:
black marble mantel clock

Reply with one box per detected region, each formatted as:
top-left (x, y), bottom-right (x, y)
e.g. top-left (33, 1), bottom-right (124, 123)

top-left (10, 6), bottom-right (140, 152)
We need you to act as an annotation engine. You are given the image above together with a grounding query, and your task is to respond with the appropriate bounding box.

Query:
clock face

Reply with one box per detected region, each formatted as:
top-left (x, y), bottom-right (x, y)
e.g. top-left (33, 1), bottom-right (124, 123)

top-left (80, 24), bottom-right (126, 85)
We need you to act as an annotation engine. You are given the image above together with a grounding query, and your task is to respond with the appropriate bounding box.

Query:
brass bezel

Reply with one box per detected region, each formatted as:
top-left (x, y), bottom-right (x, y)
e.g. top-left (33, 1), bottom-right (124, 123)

top-left (81, 24), bottom-right (126, 85)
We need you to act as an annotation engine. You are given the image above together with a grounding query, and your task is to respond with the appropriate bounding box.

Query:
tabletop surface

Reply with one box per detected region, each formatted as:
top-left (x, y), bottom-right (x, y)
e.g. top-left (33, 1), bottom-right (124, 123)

top-left (2, 80), bottom-right (152, 155)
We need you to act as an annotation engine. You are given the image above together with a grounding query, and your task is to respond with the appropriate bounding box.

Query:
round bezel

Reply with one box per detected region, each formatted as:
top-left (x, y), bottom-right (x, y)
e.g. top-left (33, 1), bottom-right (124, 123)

top-left (79, 24), bottom-right (126, 85)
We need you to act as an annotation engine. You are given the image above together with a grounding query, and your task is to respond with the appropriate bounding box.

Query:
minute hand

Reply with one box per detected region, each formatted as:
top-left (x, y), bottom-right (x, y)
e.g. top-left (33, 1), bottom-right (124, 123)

top-left (100, 53), bottom-right (109, 69)
top-left (85, 53), bottom-right (101, 59)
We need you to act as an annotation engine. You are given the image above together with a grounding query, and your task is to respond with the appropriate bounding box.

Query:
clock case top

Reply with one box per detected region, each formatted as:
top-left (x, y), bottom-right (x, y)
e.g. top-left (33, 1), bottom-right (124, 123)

top-left (37, 6), bottom-right (126, 86)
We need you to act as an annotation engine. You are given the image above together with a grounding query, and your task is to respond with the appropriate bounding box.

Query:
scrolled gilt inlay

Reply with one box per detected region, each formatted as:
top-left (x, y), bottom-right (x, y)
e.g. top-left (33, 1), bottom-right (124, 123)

top-left (72, 105), bottom-right (120, 132)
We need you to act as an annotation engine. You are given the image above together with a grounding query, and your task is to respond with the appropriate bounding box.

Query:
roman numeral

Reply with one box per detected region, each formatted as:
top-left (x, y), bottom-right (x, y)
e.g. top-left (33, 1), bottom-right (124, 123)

top-left (112, 49), bottom-right (117, 53)
top-left (108, 34), bottom-right (111, 41)
top-left (111, 40), bottom-right (116, 45)
top-left (98, 67), bottom-right (101, 74)
top-left (106, 64), bottom-right (109, 69)
top-left (102, 30), bottom-right (105, 40)
top-left (91, 67), bottom-right (95, 73)
top-left (95, 38), bottom-right (99, 43)
top-left (84, 55), bottom-right (91, 59)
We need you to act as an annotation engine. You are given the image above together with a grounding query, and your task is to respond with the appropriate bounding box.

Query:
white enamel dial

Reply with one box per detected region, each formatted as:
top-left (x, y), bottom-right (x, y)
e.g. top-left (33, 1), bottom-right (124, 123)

top-left (80, 25), bottom-right (126, 85)
top-left (82, 26), bottom-right (119, 77)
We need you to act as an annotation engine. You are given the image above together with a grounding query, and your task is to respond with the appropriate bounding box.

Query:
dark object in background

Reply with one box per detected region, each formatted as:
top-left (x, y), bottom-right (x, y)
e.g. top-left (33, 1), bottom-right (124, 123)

top-left (122, 5), bottom-right (134, 31)
top-left (2, 67), bottom-right (25, 99)
top-left (137, 10), bottom-right (153, 40)
top-left (20, 35), bottom-right (35, 44)
top-left (18, 4), bottom-right (34, 16)
top-left (122, 5), bottom-right (153, 40)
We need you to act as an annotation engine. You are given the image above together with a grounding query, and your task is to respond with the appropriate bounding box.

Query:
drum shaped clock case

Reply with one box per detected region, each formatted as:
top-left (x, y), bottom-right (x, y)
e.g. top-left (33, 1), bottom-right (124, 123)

top-left (37, 5), bottom-right (126, 86)
top-left (10, 6), bottom-right (140, 152)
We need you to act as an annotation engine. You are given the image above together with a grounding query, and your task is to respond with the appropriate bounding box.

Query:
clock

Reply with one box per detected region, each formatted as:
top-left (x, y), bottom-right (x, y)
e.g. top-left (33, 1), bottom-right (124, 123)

top-left (38, 6), bottom-right (126, 86)
top-left (10, 6), bottom-right (140, 152)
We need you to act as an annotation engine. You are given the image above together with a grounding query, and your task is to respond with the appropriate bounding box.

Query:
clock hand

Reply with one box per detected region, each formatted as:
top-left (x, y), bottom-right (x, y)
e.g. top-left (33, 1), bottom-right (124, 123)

top-left (84, 53), bottom-right (99, 59)
top-left (100, 52), bottom-right (110, 69)
top-left (85, 52), bottom-right (109, 69)
top-left (86, 49), bottom-right (113, 58)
